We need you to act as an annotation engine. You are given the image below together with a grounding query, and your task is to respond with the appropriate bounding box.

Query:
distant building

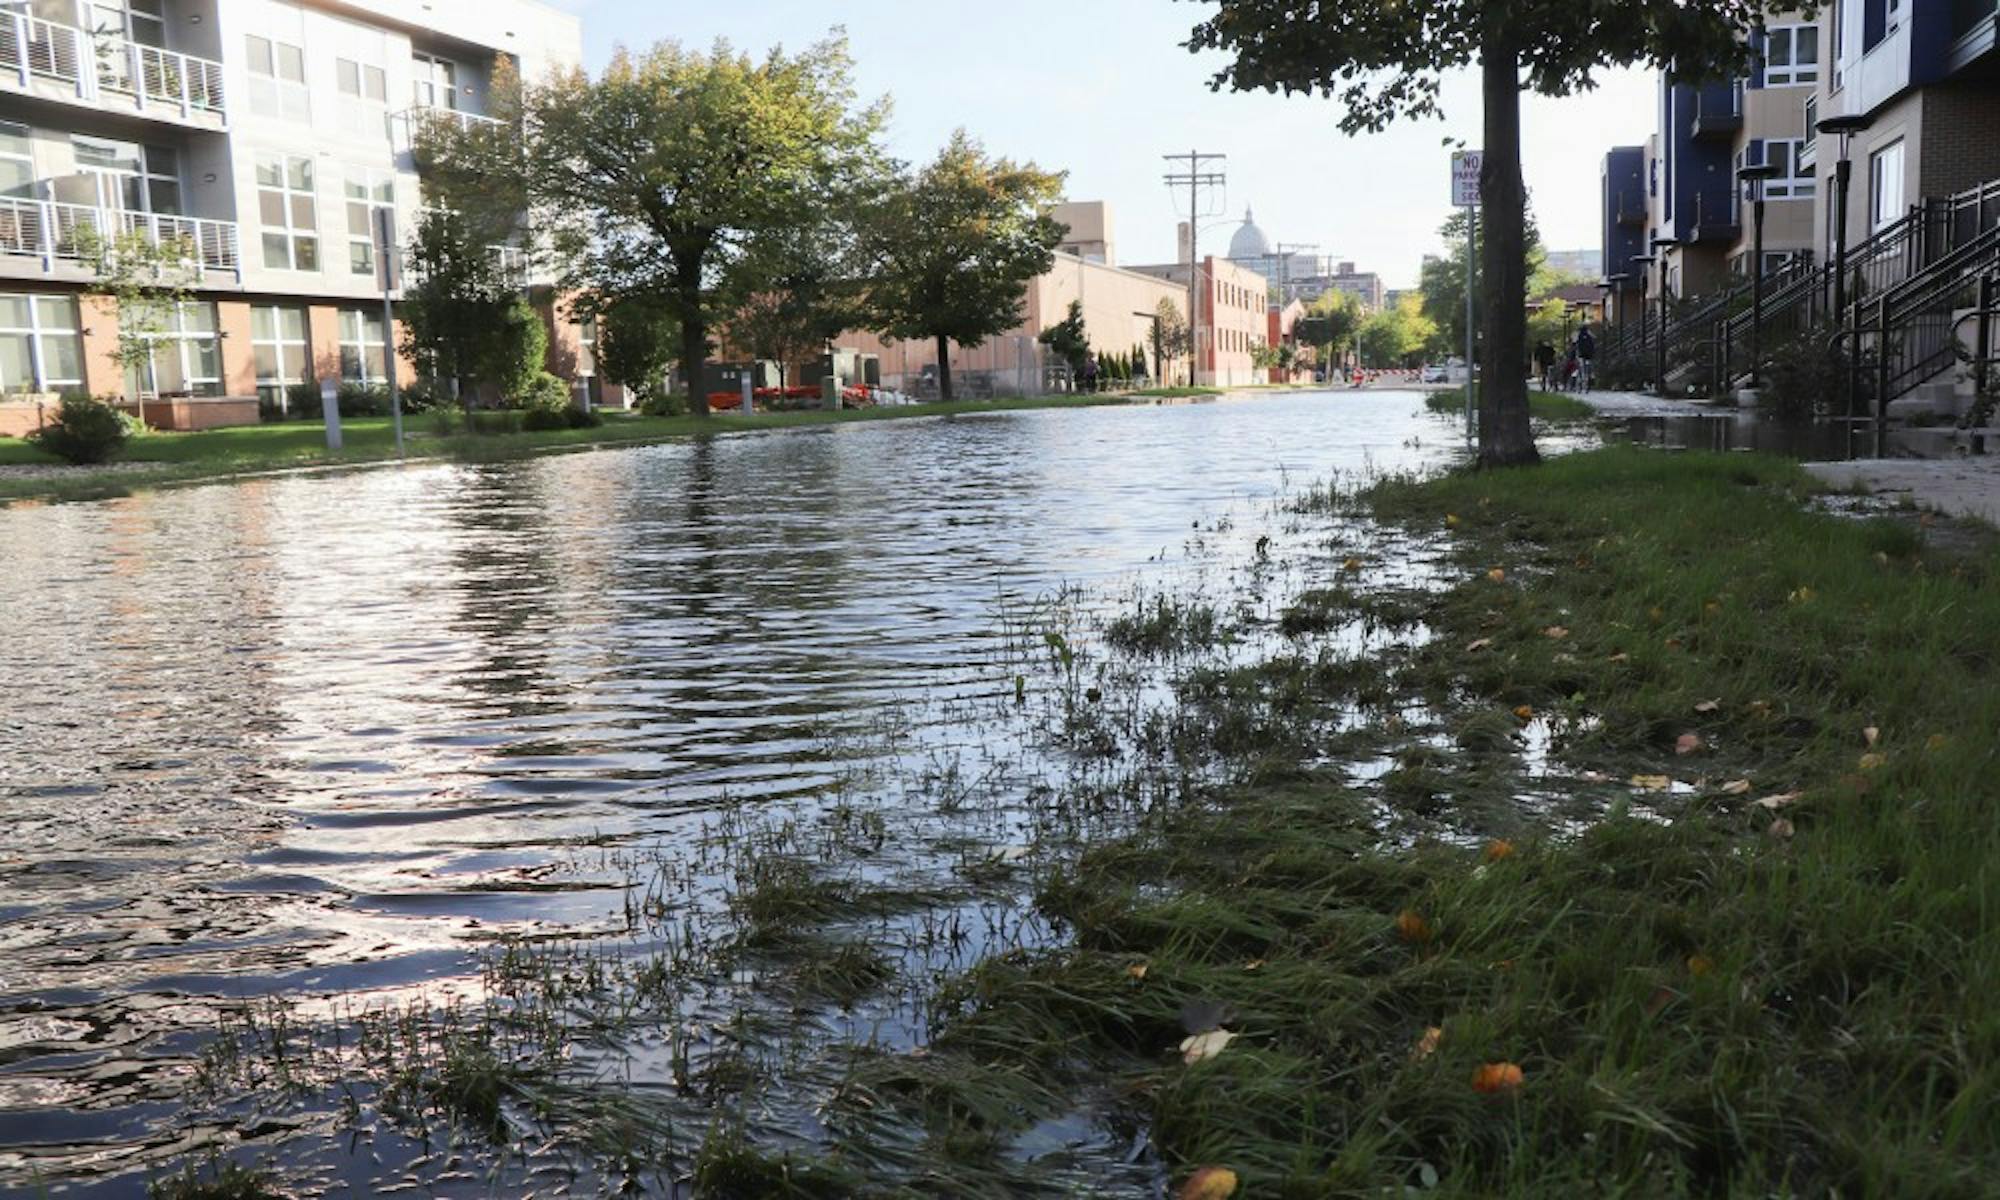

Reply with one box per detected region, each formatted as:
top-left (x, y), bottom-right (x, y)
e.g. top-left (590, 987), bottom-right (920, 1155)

top-left (1129, 256), bottom-right (1272, 388)
top-left (1050, 199), bottom-right (1115, 264)
top-left (1218, 207), bottom-right (1385, 309)
top-left (1543, 249), bottom-right (1603, 278)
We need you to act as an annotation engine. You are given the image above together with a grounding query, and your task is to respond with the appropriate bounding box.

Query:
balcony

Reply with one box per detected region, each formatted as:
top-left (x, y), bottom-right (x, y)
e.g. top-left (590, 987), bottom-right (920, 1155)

top-left (0, 198), bottom-right (240, 280)
top-left (1690, 86), bottom-right (1743, 139)
top-left (1687, 194), bottom-right (1741, 245)
top-left (0, 11), bottom-right (227, 128)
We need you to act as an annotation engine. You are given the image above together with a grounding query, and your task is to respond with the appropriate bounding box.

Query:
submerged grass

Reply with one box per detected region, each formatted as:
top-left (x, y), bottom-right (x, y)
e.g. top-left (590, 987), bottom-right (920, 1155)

top-left (905, 446), bottom-right (2000, 1196)
top-left (1424, 387), bottom-right (1596, 422)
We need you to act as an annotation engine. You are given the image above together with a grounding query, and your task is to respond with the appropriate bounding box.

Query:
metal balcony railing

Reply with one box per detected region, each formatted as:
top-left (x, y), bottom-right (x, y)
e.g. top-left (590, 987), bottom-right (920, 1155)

top-left (400, 106), bottom-right (503, 134)
top-left (0, 197), bottom-right (241, 279)
top-left (0, 11), bottom-right (226, 121)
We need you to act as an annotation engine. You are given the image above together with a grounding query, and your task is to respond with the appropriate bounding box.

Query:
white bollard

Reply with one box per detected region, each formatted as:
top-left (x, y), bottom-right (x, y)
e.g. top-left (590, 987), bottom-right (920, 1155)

top-left (320, 377), bottom-right (343, 450)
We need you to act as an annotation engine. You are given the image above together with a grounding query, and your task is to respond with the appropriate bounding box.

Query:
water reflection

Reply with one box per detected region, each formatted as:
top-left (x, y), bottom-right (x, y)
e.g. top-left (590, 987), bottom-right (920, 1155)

top-left (0, 391), bottom-right (1465, 1191)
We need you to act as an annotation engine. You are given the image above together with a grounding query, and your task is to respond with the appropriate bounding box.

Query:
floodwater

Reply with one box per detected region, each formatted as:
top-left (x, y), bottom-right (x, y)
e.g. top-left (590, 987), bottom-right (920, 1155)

top-left (0, 391), bottom-right (1485, 1195)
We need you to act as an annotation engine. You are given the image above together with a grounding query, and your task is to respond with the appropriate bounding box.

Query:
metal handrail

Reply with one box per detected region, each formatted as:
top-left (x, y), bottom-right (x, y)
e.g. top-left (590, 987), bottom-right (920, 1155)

top-left (0, 197), bottom-right (239, 278)
top-left (1, 11), bottom-right (226, 119)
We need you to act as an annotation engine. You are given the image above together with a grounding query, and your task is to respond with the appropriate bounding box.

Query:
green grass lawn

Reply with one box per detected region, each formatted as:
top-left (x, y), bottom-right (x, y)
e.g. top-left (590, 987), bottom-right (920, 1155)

top-left (0, 393), bottom-right (1142, 501)
top-left (1423, 386), bottom-right (1596, 422)
top-left (917, 448), bottom-right (2000, 1195)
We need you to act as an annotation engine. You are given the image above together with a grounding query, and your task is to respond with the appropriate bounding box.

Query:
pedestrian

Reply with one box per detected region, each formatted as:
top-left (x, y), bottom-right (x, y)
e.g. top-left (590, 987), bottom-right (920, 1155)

top-left (1575, 323), bottom-right (1597, 391)
top-left (1080, 352), bottom-right (1099, 394)
top-left (1562, 344), bottom-right (1580, 392)
top-left (1534, 340), bottom-right (1558, 392)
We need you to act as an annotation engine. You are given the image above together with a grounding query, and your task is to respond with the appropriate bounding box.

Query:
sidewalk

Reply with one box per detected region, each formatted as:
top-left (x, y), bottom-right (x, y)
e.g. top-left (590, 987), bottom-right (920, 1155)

top-left (1803, 458), bottom-right (2000, 525)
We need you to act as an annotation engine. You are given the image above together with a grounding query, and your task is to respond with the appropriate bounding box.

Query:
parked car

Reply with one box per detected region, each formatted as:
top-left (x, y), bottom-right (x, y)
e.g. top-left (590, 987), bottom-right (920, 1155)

top-left (1421, 364), bottom-right (1450, 384)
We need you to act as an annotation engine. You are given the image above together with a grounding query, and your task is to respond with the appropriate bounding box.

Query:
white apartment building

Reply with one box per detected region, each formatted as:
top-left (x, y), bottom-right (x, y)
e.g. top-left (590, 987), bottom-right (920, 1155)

top-left (0, 0), bottom-right (582, 428)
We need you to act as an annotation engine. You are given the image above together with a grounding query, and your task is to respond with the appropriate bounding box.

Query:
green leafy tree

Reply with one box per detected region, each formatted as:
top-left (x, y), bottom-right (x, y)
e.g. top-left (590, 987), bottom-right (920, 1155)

top-left (731, 212), bottom-right (874, 387)
top-left (75, 225), bottom-right (200, 423)
top-left (865, 131), bottom-right (1064, 401)
top-left (1153, 297), bottom-right (1191, 384)
top-left (1186, 0), bottom-right (1792, 466)
top-left (1297, 289), bottom-right (1361, 369)
top-left (593, 295), bottom-right (680, 409)
top-left (1039, 299), bottom-right (1089, 376)
top-left (1357, 294), bottom-right (1437, 368)
top-left (438, 36), bottom-right (887, 417)
top-left (401, 206), bottom-right (523, 413)
top-left (494, 297), bottom-right (548, 404)
top-left (1419, 205), bottom-right (1546, 360)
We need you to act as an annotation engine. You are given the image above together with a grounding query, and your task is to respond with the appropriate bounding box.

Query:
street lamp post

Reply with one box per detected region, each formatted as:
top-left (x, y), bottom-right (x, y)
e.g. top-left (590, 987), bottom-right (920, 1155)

top-left (1650, 236), bottom-right (1680, 397)
top-left (1629, 256), bottom-right (1656, 386)
top-left (1817, 113), bottom-right (1874, 326)
top-left (1603, 272), bottom-right (1631, 344)
top-left (1737, 162), bottom-right (1781, 398)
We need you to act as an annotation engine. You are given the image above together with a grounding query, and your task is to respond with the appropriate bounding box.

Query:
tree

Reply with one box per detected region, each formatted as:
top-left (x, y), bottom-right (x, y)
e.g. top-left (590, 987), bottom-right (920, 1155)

top-left (1419, 205), bottom-right (1545, 360)
top-left (865, 131), bottom-right (1065, 401)
top-left (1039, 299), bottom-right (1089, 378)
top-left (1296, 289), bottom-right (1361, 369)
top-left (1186, 1), bottom-right (1787, 466)
top-left (75, 224), bottom-right (200, 425)
top-left (1357, 294), bottom-right (1436, 368)
top-left (401, 206), bottom-right (522, 413)
top-left (442, 36), bottom-right (886, 418)
top-left (593, 295), bottom-right (680, 409)
top-left (730, 213), bottom-right (873, 387)
top-left (1154, 297), bottom-right (1191, 384)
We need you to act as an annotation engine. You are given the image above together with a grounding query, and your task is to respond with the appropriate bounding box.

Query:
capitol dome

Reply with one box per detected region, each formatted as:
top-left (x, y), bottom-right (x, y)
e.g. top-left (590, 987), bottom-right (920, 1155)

top-left (1227, 207), bottom-right (1271, 261)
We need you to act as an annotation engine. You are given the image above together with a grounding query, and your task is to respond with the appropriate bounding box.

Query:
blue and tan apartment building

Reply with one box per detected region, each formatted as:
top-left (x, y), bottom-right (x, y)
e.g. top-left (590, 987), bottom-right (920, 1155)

top-left (1603, 1), bottom-right (2000, 311)
top-left (0, 0), bottom-right (585, 434)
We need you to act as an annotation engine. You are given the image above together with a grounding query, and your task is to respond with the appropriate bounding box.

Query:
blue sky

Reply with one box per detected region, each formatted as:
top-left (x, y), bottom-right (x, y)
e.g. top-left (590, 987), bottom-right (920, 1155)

top-left (542, 0), bottom-right (1660, 288)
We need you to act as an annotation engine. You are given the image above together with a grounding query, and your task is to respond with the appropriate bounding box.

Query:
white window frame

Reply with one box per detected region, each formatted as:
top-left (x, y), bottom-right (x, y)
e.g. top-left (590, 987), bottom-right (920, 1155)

top-left (1762, 24), bottom-right (1820, 87)
top-left (336, 56), bottom-right (390, 140)
top-left (1760, 138), bottom-right (1818, 200)
top-left (250, 304), bottom-right (309, 410)
top-left (1871, 139), bottom-right (1907, 232)
top-left (343, 167), bottom-right (395, 278)
top-left (338, 307), bottom-right (389, 384)
top-left (0, 121), bottom-right (33, 202)
top-left (411, 52), bottom-right (459, 111)
top-left (72, 135), bottom-right (180, 215)
top-left (0, 294), bottom-right (84, 395)
top-left (257, 153), bottom-right (319, 272)
top-left (246, 34), bottom-right (310, 122)
top-left (124, 300), bottom-right (220, 398)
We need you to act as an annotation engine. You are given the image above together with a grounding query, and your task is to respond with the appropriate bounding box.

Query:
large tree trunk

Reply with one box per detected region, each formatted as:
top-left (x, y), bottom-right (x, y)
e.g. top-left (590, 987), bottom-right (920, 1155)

top-left (1477, 31), bottom-right (1539, 468)
top-left (935, 333), bottom-right (953, 402)
top-left (681, 313), bottom-right (709, 418)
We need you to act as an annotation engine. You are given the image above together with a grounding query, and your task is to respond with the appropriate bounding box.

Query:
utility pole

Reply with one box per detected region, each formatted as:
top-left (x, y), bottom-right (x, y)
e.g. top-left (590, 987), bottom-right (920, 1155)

top-left (1274, 241), bottom-right (1318, 381)
top-left (1164, 150), bottom-right (1225, 386)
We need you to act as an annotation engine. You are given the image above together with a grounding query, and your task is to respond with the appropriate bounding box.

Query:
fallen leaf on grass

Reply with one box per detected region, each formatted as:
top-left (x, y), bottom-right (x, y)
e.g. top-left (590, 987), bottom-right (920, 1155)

top-left (1926, 733), bottom-right (1950, 752)
top-left (1446, 514), bottom-right (1461, 529)
top-left (1607, 652), bottom-right (1630, 663)
top-left (1126, 963), bottom-right (1148, 981)
top-left (1687, 954), bottom-right (1716, 977)
top-left (1471, 1062), bottom-right (1525, 1094)
top-left (1395, 910), bottom-right (1434, 944)
top-left (1719, 779), bottom-right (1753, 796)
top-left (1178, 1029), bottom-right (1237, 1064)
top-left (1179, 1165), bottom-right (1239, 1200)
top-left (1512, 704), bottom-right (1534, 721)
top-left (1664, 637), bottom-right (1683, 649)
top-left (1483, 839), bottom-right (1515, 863)
top-left (1863, 725), bottom-right (1880, 747)
top-left (1858, 752), bottom-right (1886, 771)
top-left (1675, 733), bottom-right (1703, 756)
top-left (1630, 774), bottom-right (1672, 792)
top-left (1413, 1026), bottom-right (1444, 1060)
top-left (1487, 568), bottom-right (1507, 583)
top-left (1544, 625), bottom-right (1570, 640)
top-left (1787, 586), bottom-right (1815, 605)
top-left (1243, 959), bottom-right (1265, 972)
top-left (1768, 817), bottom-right (1796, 839)
top-left (1694, 699), bottom-right (1721, 714)
top-left (1344, 557), bottom-right (1363, 573)
top-left (1465, 638), bottom-right (1493, 652)
top-left (1644, 985), bottom-right (1680, 1017)
top-left (1755, 792), bottom-right (1802, 811)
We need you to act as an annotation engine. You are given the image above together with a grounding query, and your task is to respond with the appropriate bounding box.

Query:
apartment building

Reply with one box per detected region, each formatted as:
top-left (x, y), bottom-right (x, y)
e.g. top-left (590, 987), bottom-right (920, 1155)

top-left (0, 0), bottom-right (582, 428)
top-left (1129, 256), bottom-right (1271, 387)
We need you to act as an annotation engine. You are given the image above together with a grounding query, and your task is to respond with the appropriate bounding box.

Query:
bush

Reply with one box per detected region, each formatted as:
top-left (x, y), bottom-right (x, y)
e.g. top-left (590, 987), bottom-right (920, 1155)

top-left (566, 405), bottom-right (602, 429)
top-left (400, 378), bottom-right (446, 413)
top-left (30, 394), bottom-right (130, 464)
top-left (639, 390), bottom-right (686, 417)
top-left (511, 370), bottom-right (571, 413)
top-left (520, 405), bottom-right (570, 431)
top-left (1761, 329), bottom-right (1862, 420)
top-left (337, 382), bottom-right (390, 418)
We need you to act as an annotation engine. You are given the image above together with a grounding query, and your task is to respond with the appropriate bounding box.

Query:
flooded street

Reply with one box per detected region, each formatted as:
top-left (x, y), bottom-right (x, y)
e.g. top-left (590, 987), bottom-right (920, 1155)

top-left (1, 391), bottom-right (1485, 1195)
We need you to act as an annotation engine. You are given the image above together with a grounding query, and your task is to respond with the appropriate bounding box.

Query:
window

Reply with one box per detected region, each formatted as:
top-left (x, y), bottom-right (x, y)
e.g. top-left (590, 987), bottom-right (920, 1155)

top-left (251, 305), bottom-right (309, 409)
top-left (411, 52), bottom-right (458, 110)
top-left (0, 295), bottom-right (83, 394)
top-left (1870, 140), bottom-right (1906, 231)
top-left (1759, 139), bottom-right (1817, 200)
top-left (337, 56), bottom-right (389, 139)
top-left (257, 153), bottom-right (318, 271)
top-left (246, 34), bottom-right (310, 122)
top-left (72, 136), bottom-right (179, 213)
top-left (0, 123), bottom-right (32, 201)
top-left (124, 301), bottom-right (219, 397)
top-left (87, 1), bottom-right (165, 47)
top-left (1801, 94), bottom-right (1819, 166)
top-left (344, 167), bottom-right (394, 277)
top-left (338, 307), bottom-right (388, 384)
top-left (577, 315), bottom-right (598, 377)
top-left (1763, 25), bottom-right (1820, 86)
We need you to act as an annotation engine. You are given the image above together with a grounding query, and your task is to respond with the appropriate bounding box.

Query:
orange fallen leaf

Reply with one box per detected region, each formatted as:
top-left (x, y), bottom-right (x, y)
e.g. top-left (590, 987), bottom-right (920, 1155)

top-left (1413, 1025), bottom-right (1444, 1060)
top-left (1487, 567), bottom-right (1507, 583)
top-left (1343, 557), bottom-right (1363, 573)
top-left (1664, 637), bottom-right (1683, 649)
top-left (1126, 963), bottom-right (1149, 981)
top-left (1648, 606), bottom-right (1664, 622)
top-left (1395, 910), bottom-right (1434, 944)
top-left (1704, 600), bottom-right (1722, 615)
top-left (1471, 1062), bottom-right (1525, 1094)
top-left (1644, 984), bottom-right (1680, 1017)
top-left (1675, 733), bottom-right (1703, 756)
top-left (1446, 514), bottom-right (1461, 529)
top-left (1483, 839), bottom-right (1515, 863)
top-left (1512, 704), bottom-right (1534, 721)
top-left (1179, 1165), bottom-right (1239, 1200)
top-left (1630, 774), bottom-right (1672, 792)
top-left (1687, 954), bottom-right (1715, 977)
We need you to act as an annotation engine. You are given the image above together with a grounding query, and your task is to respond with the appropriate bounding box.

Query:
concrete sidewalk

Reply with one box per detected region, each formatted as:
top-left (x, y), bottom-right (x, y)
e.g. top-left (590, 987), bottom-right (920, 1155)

top-left (1803, 458), bottom-right (2000, 525)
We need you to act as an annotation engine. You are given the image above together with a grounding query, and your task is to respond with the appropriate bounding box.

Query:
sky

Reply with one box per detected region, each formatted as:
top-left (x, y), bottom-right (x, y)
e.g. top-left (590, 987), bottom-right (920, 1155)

top-left (542, 0), bottom-right (1661, 290)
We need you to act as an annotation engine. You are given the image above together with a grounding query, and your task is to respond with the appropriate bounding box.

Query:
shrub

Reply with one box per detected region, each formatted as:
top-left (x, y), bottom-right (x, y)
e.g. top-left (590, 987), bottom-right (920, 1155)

top-left (30, 394), bottom-right (130, 464)
top-left (511, 370), bottom-right (571, 413)
top-left (520, 404), bottom-right (570, 431)
top-left (336, 382), bottom-right (390, 418)
top-left (566, 405), bottom-right (602, 428)
top-left (400, 378), bottom-right (446, 413)
top-left (639, 390), bottom-right (686, 417)
top-left (1761, 329), bottom-right (1862, 420)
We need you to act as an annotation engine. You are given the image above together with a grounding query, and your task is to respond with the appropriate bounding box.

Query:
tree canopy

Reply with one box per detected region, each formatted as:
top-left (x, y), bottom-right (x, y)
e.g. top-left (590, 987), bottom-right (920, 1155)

top-left (864, 131), bottom-right (1065, 401)
top-left (1185, 0), bottom-right (1800, 466)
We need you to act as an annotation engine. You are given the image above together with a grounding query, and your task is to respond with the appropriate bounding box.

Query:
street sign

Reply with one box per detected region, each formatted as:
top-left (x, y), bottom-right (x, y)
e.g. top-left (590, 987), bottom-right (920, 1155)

top-left (1451, 150), bottom-right (1483, 208)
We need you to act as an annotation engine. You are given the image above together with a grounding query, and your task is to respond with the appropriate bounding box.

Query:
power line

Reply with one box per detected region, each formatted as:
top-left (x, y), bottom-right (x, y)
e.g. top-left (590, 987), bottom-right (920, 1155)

top-left (1163, 150), bottom-right (1226, 385)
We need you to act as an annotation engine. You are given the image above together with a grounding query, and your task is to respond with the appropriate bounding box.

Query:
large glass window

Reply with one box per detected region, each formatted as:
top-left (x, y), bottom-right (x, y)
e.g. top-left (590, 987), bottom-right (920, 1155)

top-left (1870, 139), bottom-right (1906, 231)
top-left (246, 34), bottom-right (310, 122)
top-left (0, 122), bottom-right (32, 202)
top-left (0, 294), bottom-right (84, 395)
top-left (72, 136), bottom-right (179, 213)
top-left (257, 153), bottom-right (318, 271)
top-left (1760, 139), bottom-right (1817, 200)
top-left (343, 167), bottom-right (395, 278)
top-left (338, 307), bottom-right (388, 384)
top-left (251, 304), bottom-right (309, 409)
top-left (123, 300), bottom-right (220, 397)
top-left (411, 52), bottom-right (458, 110)
top-left (337, 56), bottom-right (389, 140)
top-left (1763, 25), bottom-right (1820, 87)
